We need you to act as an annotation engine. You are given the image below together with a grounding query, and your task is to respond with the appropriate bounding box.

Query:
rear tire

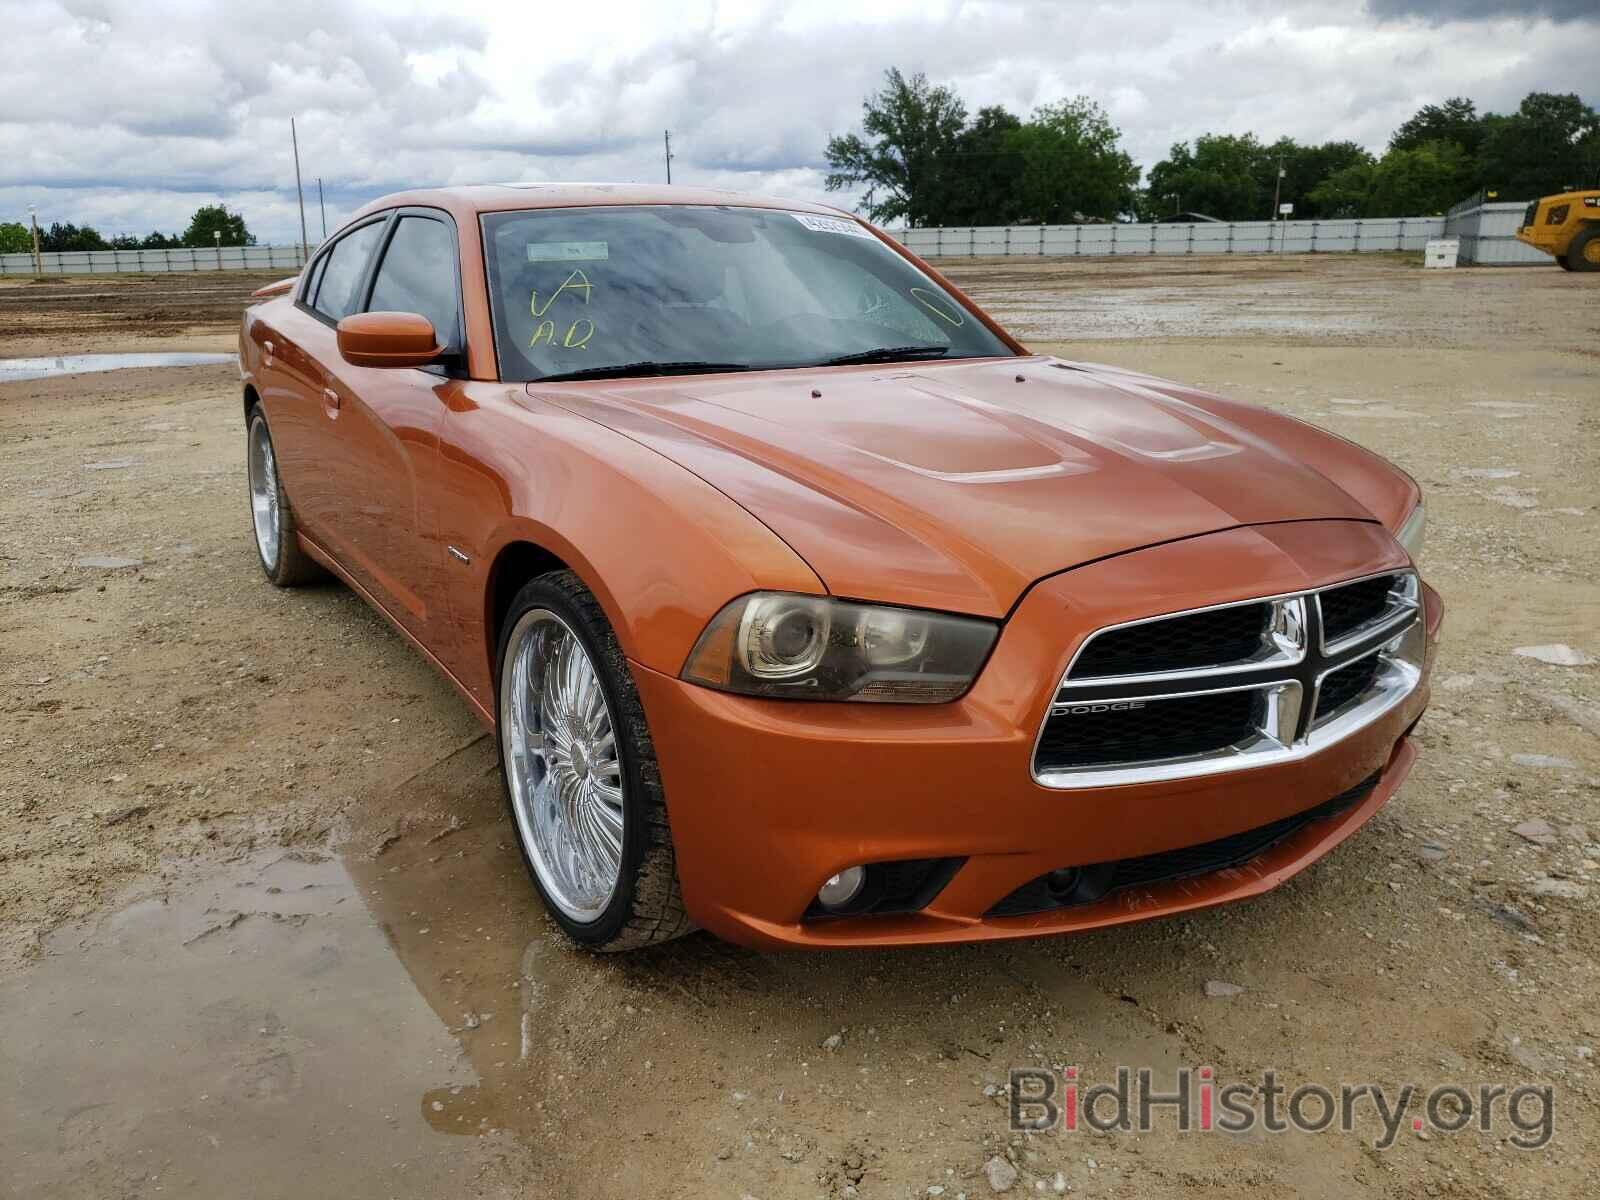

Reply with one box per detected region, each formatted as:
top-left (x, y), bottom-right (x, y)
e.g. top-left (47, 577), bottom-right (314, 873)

top-left (246, 405), bottom-right (325, 587)
top-left (1567, 227), bottom-right (1600, 272)
top-left (496, 570), bottom-right (692, 952)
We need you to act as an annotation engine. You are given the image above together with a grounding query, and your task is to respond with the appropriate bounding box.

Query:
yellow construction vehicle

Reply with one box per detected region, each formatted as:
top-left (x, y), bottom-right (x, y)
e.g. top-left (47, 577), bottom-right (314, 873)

top-left (1516, 189), bottom-right (1600, 271)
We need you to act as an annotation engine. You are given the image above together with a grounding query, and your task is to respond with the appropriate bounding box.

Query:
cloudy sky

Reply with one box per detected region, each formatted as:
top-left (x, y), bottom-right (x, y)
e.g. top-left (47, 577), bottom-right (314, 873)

top-left (1, 0), bottom-right (1595, 244)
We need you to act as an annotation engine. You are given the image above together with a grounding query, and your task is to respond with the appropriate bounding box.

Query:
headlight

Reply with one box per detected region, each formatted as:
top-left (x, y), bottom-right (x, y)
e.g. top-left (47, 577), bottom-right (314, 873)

top-left (681, 593), bottom-right (998, 703)
top-left (1395, 503), bottom-right (1425, 562)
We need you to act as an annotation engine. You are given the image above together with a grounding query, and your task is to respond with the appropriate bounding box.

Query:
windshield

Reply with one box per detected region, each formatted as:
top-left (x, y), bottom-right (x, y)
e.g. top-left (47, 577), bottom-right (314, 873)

top-left (481, 205), bottom-right (1015, 382)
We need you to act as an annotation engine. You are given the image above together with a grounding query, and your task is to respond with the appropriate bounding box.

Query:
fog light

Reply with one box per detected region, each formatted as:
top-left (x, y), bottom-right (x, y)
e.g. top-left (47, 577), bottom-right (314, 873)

top-left (817, 866), bottom-right (866, 911)
top-left (1045, 867), bottom-right (1082, 899)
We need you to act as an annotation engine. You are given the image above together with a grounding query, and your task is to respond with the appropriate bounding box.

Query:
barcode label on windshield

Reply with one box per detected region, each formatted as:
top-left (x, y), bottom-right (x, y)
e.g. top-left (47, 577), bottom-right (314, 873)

top-left (790, 213), bottom-right (876, 239)
top-left (527, 241), bottom-right (609, 262)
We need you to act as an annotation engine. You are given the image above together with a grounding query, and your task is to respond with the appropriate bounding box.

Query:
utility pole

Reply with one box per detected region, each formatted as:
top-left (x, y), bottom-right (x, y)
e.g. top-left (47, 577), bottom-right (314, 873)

top-left (27, 204), bottom-right (42, 276)
top-left (291, 117), bottom-right (309, 262)
top-left (1270, 159), bottom-right (1285, 252)
top-left (664, 130), bottom-right (674, 185)
top-left (317, 177), bottom-right (327, 240)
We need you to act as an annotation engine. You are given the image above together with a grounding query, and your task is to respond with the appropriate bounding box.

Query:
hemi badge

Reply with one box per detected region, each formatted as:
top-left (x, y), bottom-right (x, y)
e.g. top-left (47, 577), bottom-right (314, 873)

top-left (447, 545), bottom-right (471, 564)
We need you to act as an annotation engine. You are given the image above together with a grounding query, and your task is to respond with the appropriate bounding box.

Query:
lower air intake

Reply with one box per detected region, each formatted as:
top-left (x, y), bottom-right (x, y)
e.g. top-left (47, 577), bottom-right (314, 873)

top-left (988, 772), bottom-right (1381, 917)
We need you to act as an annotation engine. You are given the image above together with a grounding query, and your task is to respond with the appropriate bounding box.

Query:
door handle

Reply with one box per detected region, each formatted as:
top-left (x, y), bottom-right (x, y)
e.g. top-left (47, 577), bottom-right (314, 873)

top-left (322, 386), bottom-right (341, 417)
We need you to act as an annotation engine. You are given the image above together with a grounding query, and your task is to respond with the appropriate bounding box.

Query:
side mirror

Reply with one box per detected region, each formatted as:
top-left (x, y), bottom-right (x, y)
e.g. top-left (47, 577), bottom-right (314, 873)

top-left (336, 311), bottom-right (442, 369)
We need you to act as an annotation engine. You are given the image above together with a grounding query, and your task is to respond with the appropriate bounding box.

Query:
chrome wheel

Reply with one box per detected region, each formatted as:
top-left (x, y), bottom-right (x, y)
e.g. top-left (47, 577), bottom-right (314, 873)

top-left (247, 417), bottom-right (281, 570)
top-left (500, 608), bottom-right (625, 922)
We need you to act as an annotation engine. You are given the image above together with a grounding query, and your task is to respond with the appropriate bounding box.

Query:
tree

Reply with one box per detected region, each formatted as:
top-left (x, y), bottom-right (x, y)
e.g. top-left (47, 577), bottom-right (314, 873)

top-left (141, 231), bottom-right (182, 249)
top-left (1008, 99), bottom-right (1139, 223)
top-left (825, 69), bottom-right (967, 227)
top-left (1306, 161), bottom-right (1377, 218)
top-left (1144, 134), bottom-right (1272, 221)
top-left (181, 203), bottom-right (253, 248)
top-left (39, 222), bottom-right (108, 251)
top-left (1276, 140), bottom-right (1376, 218)
top-left (1477, 92), bottom-right (1600, 198)
top-left (937, 105), bottom-right (1024, 225)
top-left (1366, 140), bottom-right (1475, 215)
top-left (0, 221), bottom-right (31, 254)
top-left (1390, 98), bottom-right (1484, 156)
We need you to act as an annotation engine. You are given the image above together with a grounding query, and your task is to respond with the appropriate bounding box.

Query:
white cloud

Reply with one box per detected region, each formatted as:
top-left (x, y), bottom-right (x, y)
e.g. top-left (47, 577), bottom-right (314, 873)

top-left (0, 0), bottom-right (1594, 243)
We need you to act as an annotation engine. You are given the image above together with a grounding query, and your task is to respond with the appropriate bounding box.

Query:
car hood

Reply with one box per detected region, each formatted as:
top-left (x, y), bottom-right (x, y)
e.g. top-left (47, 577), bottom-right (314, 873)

top-left (528, 356), bottom-right (1379, 617)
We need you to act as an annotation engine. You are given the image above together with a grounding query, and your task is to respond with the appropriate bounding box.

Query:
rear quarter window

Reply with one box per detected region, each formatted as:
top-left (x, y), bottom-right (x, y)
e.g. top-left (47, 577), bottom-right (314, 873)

top-left (300, 253), bottom-right (328, 306)
top-left (313, 222), bottom-right (385, 321)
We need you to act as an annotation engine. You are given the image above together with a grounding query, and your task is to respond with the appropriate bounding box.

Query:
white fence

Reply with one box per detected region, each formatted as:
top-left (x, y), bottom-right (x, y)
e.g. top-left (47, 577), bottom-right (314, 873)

top-left (0, 243), bottom-right (311, 276)
top-left (2, 207), bottom-right (1541, 272)
top-left (892, 217), bottom-right (1447, 259)
top-left (1442, 199), bottom-right (1546, 266)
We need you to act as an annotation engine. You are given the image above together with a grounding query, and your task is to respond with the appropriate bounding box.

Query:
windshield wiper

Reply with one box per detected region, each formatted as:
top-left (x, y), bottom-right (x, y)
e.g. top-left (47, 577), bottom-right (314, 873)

top-left (819, 345), bottom-right (952, 367)
top-left (533, 360), bottom-right (756, 383)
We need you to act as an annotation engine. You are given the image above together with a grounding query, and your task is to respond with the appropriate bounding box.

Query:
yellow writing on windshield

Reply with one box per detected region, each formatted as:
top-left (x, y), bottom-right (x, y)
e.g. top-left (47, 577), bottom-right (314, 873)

top-left (529, 270), bottom-right (598, 350)
top-left (531, 269), bottom-right (593, 319)
top-left (530, 317), bottom-right (597, 350)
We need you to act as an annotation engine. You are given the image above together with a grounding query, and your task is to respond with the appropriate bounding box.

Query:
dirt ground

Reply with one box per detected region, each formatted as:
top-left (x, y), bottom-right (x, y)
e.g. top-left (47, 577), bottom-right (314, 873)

top-left (2, 255), bottom-right (1598, 1199)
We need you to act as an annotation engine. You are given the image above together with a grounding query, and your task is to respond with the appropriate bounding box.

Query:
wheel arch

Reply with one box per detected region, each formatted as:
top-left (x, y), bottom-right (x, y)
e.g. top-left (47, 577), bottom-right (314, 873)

top-left (479, 520), bottom-right (651, 697)
top-left (243, 382), bottom-right (261, 425)
top-left (484, 536), bottom-right (572, 682)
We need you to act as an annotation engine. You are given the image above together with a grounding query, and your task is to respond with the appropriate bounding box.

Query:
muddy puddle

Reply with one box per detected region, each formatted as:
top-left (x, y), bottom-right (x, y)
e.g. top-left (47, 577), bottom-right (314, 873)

top-left (0, 737), bottom-right (573, 1197)
top-left (0, 842), bottom-right (537, 1196)
top-left (0, 352), bottom-right (236, 382)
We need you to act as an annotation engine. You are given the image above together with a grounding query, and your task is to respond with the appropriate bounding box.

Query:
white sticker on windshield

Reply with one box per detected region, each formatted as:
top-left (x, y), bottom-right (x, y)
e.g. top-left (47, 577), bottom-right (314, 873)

top-left (526, 241), bottom-right (609, 262)
top-left (790, 213), bottom-right (876, 240)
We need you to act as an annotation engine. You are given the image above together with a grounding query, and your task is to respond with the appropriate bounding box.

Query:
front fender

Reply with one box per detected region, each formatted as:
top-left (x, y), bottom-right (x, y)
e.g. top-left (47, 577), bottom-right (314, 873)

top-left (436, 385), bottom-right (824, 701)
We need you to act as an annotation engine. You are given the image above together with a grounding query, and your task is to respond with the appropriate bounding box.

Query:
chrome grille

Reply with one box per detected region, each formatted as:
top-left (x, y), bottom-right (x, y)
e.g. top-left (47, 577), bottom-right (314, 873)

top-left (1034, 571), bottom-right (1423, 788)
top-left (1315, 653), bottom-right (1381, 721)
top-left (1035, 689), bottom-right (1262, 772)
top-left (1070, 601), bottom-right (1271, 679)
top-left (1319, 574), bottom-right (1398, 644)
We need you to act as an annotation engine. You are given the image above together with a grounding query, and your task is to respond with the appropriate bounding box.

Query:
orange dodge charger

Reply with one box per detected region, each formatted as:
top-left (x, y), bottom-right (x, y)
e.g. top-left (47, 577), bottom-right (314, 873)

top-left (238, 184), bottom-right (1439, 952)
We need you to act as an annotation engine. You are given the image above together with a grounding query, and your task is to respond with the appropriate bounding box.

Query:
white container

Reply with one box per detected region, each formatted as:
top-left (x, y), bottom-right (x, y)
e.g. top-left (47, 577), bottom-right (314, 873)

top-left (1424, 238), bottom-right (1460, 269)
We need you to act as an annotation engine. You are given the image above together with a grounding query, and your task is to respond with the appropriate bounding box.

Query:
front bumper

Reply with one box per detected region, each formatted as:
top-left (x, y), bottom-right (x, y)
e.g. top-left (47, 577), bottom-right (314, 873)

top-left (634, 520), bottom-right (1441, 949)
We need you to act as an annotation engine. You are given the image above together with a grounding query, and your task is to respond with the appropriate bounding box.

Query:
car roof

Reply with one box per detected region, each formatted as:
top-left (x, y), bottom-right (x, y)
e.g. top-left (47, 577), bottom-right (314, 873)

top-left (349, 183), bottom-right (855, 226)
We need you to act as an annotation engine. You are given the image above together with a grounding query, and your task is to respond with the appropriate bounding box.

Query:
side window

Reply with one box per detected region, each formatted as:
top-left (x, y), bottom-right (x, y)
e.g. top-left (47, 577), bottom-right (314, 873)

top-left (312, 221), bottom-right (385, 321)
top-left (367, 217), bottom-right (461, 348)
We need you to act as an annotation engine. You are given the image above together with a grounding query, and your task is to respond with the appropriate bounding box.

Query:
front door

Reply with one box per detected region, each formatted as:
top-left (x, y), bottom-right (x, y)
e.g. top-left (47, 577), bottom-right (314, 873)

top-left (302, 210), bottom-right (465, 641)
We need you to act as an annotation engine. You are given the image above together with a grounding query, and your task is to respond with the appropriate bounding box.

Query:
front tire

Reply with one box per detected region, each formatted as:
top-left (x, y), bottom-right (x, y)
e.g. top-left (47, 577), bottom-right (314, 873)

top-left (246, 405), bottom-right (324, 586)
top-left (496, 570), bottom-right (692, 951)
top-left (1556, 254), bottom-right (1572, 271)
top-left (1567, 227), bottom-right (1600, 273)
